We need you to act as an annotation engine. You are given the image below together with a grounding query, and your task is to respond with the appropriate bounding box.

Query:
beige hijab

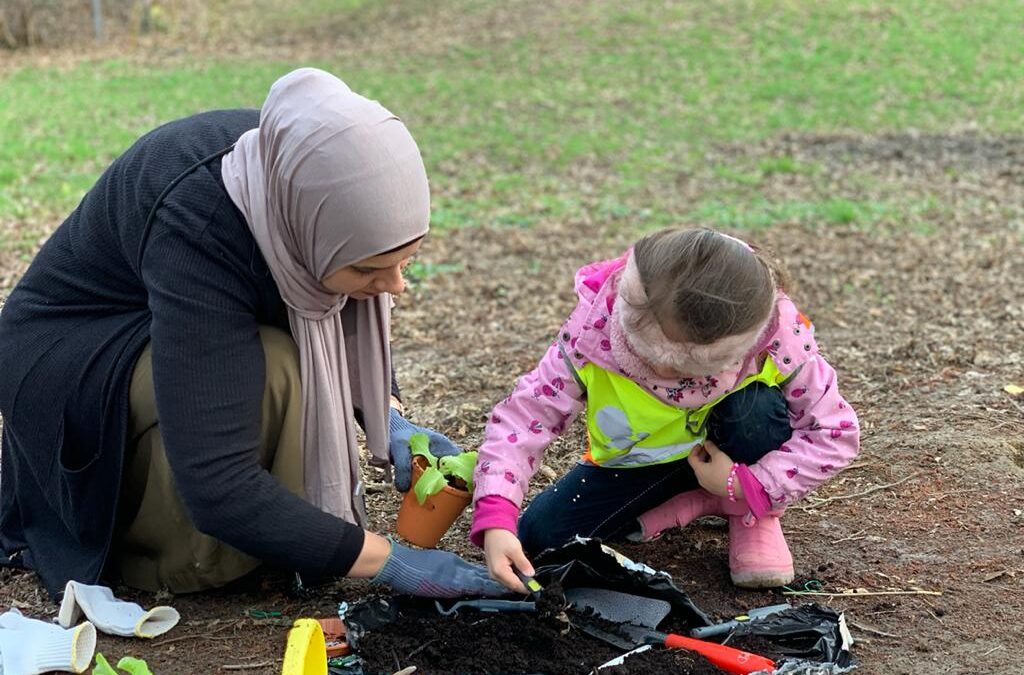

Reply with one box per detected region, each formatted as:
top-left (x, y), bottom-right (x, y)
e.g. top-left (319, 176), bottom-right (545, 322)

top-left (221, 68), bottom-right (430, 526)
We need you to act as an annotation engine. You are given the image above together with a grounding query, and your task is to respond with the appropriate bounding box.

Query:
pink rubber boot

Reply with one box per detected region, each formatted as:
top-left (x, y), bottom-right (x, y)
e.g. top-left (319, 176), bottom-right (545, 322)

top-left (636, 488), bottom-right (747, 540)
top-left (637, 488), bottom-right (794, 588)
top-left (728, 511), bottom-right (794, 589)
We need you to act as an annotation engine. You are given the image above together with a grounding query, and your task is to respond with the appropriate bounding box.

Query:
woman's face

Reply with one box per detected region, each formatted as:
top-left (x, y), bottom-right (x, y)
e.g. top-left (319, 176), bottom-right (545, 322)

top-left (321, 239), bottom-right (422, 299)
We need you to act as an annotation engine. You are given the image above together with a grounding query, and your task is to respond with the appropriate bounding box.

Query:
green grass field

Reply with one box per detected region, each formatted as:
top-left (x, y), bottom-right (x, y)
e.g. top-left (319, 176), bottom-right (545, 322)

top-left (1, 0), bottom-right (1021, 258)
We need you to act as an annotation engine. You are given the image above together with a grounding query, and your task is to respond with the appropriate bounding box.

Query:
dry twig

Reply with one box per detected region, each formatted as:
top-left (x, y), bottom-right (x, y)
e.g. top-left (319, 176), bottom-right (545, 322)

top-left (797, 473), bottom-right (921, 510)
top-left (783, 589), bottom-right (942, 598)
top-left (830, 528), bottom-right (868, 544)
top-left (221, 662), bottom-right (274, 671)
top-left (848, 620), bottom-right (898, 638)
top-left (152, 634), bottom-right (239, 648)
top-left (406, 639), bottom-right (437, 660)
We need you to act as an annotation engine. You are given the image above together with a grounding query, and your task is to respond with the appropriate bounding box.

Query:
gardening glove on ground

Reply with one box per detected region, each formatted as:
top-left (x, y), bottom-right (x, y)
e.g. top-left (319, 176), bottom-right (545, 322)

top-left (58, 582), bottom-right (179, 638)
top-left (372, 539), bottom-right (509, 598)
top-left (388, 407), bottom-right (463, 491)
top-left (0, 608), bottom-right (96, 675)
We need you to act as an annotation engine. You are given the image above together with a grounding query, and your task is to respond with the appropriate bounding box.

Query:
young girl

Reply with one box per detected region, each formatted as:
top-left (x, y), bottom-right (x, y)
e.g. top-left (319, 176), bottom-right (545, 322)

top-left (471, 228), bottom-right (859, 591)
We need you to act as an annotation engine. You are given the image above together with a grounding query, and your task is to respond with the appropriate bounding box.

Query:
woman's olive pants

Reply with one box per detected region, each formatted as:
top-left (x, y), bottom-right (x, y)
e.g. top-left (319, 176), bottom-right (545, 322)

top-left (111, 326), bottom-right (304, 592)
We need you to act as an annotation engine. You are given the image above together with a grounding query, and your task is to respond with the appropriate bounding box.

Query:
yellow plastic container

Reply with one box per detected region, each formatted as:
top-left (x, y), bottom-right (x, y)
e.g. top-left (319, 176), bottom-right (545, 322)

top-left (281, 618), bottom-right (327, 675)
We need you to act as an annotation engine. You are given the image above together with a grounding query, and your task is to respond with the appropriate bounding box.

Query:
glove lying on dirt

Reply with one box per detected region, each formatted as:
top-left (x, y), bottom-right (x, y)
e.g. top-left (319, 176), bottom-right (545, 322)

top-left (58, 582), bottom-right (179, 638)
top-left (0, 608), bottom-right (96, 675)
top-left (373, 538), bottom-right (509, 598)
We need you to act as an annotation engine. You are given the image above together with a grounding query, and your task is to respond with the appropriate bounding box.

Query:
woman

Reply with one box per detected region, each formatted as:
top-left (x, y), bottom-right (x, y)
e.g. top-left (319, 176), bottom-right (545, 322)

top-left (0, 68), bottom-right (503, 600)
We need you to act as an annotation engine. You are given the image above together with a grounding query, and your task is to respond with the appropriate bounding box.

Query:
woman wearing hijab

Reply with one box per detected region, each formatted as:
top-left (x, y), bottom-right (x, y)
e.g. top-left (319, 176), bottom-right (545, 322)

top-left (0, 68), bottom-right (504, 600)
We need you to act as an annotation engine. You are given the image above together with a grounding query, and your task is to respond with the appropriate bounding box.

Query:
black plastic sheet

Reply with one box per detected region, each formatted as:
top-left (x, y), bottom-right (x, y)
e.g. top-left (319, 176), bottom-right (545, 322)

top-left (529, 537), bottom-right (713, 628)
top-left (732, 604), bottom-right (855, 671)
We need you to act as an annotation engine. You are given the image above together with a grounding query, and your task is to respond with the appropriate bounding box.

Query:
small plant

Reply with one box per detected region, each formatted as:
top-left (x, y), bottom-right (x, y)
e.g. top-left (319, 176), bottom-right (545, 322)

top-left (408, 432), bottom-right (478, 505)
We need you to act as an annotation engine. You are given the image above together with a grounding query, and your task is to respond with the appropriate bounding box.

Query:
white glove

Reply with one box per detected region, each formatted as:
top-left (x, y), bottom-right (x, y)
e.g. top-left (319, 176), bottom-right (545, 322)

top-left (0, 608), bottom-right (96, 675)
top-left (58, 582), bottom-right (179, 638)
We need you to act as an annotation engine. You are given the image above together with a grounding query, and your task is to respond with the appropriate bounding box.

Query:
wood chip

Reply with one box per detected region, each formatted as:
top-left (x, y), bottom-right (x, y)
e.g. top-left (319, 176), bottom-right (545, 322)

top-left (537, 464), bottom-right (558, 480)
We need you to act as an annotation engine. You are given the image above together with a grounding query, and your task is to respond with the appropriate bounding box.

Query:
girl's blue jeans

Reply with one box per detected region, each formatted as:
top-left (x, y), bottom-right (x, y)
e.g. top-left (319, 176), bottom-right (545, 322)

top-left (518, 382), bottom-right (792, 556)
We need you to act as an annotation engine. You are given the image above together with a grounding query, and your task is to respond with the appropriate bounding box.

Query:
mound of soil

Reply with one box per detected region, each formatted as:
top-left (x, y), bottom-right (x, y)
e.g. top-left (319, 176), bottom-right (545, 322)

top-left (352, 583), bottom-right (789, 675)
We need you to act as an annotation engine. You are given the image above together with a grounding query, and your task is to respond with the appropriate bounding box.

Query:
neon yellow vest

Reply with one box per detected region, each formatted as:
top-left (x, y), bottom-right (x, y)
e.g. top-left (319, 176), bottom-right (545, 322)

top-left (577, 356), bottom-right (786, 468)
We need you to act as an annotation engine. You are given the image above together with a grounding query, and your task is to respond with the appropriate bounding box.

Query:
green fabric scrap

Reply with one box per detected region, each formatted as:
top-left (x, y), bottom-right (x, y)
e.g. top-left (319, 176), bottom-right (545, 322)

top-left (92, 653), bottom-right (153, 675)
top-left (117, 656), bottom-right (153, 675)
top-left (92, 654), bottom-right (119, 675)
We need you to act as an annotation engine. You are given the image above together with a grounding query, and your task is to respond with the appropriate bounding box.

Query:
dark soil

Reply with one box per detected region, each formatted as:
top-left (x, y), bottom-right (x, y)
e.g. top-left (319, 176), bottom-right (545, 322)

top-left (352, 592), bottom-right (738, 675)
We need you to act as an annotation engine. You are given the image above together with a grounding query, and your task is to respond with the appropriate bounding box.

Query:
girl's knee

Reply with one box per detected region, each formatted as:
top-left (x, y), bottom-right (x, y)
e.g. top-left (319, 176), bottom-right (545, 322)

top-left (518, 491), bottom-right (574, 556)
top-left (708, 382), bottom-right (791, 464)
top-left (518, 502), bottom-right (553, 555)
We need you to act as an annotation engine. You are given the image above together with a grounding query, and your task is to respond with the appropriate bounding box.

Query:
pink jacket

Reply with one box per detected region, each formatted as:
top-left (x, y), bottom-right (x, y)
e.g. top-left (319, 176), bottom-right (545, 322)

top-left (470, 254), bottom-right (859, 544)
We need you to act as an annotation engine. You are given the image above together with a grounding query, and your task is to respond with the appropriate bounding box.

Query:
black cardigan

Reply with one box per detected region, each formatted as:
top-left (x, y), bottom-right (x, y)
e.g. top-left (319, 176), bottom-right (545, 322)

top-left (0, 109), bottom-right (386, 597)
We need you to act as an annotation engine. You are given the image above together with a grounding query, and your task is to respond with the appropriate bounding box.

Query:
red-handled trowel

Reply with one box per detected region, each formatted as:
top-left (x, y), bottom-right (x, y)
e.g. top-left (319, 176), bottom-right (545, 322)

top-left (566, 588), bottom-right (776, 675)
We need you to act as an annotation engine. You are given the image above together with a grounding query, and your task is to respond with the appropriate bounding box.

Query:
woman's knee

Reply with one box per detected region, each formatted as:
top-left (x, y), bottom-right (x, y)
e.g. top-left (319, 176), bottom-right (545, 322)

top-left (707, 382), bottom-right (791, 464)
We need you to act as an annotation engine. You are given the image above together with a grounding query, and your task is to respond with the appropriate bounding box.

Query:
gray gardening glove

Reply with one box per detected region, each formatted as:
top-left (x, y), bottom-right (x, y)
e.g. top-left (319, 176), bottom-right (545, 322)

top-left (372, 539), bottom-right (509, 598)
top-left (388, 407), bottom-right (462, 492)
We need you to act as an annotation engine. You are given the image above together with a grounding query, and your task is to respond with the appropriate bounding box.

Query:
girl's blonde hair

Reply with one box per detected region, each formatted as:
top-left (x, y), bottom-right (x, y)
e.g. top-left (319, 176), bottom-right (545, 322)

top-left (631, 228), bottom-right (787, 344)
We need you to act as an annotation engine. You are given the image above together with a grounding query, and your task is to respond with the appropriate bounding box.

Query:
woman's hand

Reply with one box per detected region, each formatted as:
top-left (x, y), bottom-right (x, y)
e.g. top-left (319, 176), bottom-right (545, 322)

top-left (687, 441), bottom-right (743, 499)
top-left (368, 534), bottom-right (509, 598)
top-left (483, 529), bottom-right (534, 594)
top-left (388, 407), bottom-right (463, 491)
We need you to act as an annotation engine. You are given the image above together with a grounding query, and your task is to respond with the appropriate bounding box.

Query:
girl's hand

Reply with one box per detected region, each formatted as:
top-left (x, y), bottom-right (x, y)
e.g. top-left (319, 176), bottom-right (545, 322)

top-left (687, 441), bottom-right (742, 499)
top-left (483, 529), bottom-right (534, 593)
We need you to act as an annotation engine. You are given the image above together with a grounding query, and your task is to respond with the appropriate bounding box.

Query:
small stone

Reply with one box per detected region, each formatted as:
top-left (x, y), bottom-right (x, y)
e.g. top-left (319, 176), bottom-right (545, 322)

top-left (973, 350), bottom-right (999, 367)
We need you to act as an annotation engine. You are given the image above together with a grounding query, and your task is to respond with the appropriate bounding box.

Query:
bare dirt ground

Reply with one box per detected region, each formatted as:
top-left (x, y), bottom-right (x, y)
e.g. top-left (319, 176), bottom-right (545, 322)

top-left (1, 133), bottom-right (1023, 674)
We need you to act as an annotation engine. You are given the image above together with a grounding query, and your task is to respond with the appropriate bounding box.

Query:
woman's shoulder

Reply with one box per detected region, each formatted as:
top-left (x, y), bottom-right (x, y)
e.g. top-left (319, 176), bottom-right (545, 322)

top-left (117, 109), bottom-right (259, 202)
top-left (137, 111), bottom-right (258, 238)
top-left (138, 109), bottom-right (260, 154)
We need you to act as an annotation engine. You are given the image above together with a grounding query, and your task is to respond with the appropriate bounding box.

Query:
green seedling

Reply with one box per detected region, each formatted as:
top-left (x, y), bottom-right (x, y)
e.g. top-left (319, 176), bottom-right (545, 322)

top-left (409, 432), bottom-right (478, 505)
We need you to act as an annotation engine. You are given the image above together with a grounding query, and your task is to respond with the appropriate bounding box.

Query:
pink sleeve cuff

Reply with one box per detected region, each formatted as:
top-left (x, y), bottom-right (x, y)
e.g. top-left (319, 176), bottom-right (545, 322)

top-left (469, 495), bottom-right (520, 548)
top-left (737, 464), bottom-right (772, 519)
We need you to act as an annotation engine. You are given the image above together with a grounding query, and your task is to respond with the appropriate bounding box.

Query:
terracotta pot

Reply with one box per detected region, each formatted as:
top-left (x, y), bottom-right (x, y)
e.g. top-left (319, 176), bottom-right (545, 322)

top-left (317, 617), bottom-right (350, 658)
top-left (396, 455), bottom-right (472, 548)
